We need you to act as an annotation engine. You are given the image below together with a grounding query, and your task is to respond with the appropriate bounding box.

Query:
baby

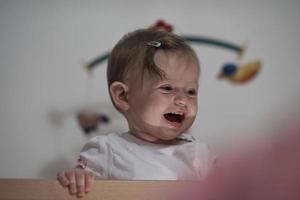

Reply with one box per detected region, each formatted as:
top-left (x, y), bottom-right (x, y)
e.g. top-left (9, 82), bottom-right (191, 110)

top-left (57, 29), bottom-right (215, 197)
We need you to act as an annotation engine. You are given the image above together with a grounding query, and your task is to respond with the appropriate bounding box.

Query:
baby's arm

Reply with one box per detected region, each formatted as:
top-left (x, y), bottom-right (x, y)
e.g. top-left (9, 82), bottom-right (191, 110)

top-left (57, 167), bottom-right (95, 198)
top-left (57, 135), bottom-right (109, 197)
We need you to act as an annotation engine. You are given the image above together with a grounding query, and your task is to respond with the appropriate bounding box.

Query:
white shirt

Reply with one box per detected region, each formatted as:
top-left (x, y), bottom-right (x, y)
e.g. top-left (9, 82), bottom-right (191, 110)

top-left (78, 132), bottom-right (215, 180)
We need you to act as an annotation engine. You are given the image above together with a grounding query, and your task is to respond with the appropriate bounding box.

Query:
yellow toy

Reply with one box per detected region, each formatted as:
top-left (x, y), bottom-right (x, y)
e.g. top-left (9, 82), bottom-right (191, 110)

top-left (218, 60), bottom-right (261, 84)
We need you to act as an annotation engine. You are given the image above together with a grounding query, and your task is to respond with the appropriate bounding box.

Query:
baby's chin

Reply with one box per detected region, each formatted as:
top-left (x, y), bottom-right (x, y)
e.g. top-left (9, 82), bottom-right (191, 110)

top-left (132, 119), bottom-right (192, 141)
top-left (154, 127), bottom-right (185, 140)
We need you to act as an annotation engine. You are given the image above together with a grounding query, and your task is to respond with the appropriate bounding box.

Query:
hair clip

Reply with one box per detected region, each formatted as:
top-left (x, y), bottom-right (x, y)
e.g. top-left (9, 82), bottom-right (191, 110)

top-left (147, 41), bottom-right (161, 47)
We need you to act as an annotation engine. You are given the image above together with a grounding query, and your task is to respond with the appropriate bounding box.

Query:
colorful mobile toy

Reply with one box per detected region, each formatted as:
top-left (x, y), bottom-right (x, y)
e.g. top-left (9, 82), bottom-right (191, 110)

top-left (83, 19), bottom-right (262, 84)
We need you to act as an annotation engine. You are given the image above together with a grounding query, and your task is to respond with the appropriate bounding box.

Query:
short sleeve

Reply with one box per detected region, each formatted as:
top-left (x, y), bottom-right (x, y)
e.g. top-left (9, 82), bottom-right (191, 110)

top-left (78, 135), bottom-right (111, 179)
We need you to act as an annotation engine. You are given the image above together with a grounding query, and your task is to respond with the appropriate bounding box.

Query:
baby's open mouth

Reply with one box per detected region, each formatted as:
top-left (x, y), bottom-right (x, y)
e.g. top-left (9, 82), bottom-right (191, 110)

top-left (164, 112), bottom-right (185, 123)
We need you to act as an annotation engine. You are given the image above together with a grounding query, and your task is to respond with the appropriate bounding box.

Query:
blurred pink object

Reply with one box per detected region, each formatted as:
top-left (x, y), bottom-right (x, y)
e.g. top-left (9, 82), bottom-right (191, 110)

top-left (180, 112), bottom-right (300, 200)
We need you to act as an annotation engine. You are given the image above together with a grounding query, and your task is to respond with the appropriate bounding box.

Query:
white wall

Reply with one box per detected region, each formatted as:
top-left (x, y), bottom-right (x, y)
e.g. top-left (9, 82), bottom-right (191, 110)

top-left (0, 0), bottom-right (299, 178)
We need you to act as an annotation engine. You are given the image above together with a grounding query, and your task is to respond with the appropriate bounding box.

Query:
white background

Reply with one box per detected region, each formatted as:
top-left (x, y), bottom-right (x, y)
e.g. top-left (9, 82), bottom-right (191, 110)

top-left (0, 0), bottom-right (299, 178)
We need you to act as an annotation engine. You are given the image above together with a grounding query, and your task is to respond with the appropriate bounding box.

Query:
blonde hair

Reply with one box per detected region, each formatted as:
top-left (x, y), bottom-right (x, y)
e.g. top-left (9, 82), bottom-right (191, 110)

top-left (107, 29), bottom-right (200, 88)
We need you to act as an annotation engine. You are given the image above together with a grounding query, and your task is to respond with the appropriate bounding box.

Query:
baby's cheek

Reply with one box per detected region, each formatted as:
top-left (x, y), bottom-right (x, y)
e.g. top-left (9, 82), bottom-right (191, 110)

top-left (189, 100), bottom-right (198, 114)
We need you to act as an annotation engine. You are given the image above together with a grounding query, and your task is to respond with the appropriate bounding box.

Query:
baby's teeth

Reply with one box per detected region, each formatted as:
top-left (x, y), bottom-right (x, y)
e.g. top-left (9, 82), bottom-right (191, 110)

top-left (171, 112), bottom-right (183, 115)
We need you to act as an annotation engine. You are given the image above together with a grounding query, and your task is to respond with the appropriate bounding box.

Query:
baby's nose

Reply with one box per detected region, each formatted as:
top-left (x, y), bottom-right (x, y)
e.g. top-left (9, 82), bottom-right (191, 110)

top-left (174, 92), bottom-right (188, 106)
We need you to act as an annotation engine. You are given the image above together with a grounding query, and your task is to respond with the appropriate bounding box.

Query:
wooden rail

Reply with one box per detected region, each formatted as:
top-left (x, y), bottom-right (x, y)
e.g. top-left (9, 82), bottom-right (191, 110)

top-left (0, 179), bottom-right (196, 200)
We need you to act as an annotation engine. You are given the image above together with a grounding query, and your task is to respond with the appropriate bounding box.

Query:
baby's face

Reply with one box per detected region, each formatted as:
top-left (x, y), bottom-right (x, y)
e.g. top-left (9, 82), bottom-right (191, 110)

top-left (126, 50), bottom-right (199, 142)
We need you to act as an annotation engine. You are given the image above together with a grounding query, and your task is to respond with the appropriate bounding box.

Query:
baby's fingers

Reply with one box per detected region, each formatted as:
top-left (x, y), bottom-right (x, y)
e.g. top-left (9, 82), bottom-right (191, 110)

top-left (65, 171), bottom-right (77, 195)
top-left (76, 172), bottom-right (85, 197)
top-left (85, 171), bottom-right (95, 193)
top-left (57, 171), bottom-right (69, 187)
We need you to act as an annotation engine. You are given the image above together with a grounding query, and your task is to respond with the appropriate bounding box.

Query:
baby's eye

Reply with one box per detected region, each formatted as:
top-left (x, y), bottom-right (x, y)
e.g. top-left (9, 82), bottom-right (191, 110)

top-left (187, 89), bottom-right (197, 97)
top-left (159, 85), bottom-right (174, 93)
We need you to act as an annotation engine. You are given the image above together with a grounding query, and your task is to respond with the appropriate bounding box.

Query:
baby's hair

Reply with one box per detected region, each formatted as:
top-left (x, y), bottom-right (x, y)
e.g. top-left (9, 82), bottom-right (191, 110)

top-left (107, 29), bottom-right (200, 87)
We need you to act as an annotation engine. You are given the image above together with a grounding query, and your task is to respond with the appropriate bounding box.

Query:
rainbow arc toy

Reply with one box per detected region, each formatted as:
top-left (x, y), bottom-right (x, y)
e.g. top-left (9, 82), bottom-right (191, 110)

top-left (84, 20), bottom-right (261, 84)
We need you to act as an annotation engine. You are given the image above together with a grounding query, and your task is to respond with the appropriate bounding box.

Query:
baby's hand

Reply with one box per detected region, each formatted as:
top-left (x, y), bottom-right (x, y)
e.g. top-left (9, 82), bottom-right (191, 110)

top-left (57, 168), bottom-right (95, 198)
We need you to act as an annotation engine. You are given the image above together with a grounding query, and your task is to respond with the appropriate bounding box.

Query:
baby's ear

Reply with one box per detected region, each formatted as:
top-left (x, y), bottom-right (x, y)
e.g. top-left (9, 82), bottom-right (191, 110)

top-left (110, 81), bottom-right (129, 111)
